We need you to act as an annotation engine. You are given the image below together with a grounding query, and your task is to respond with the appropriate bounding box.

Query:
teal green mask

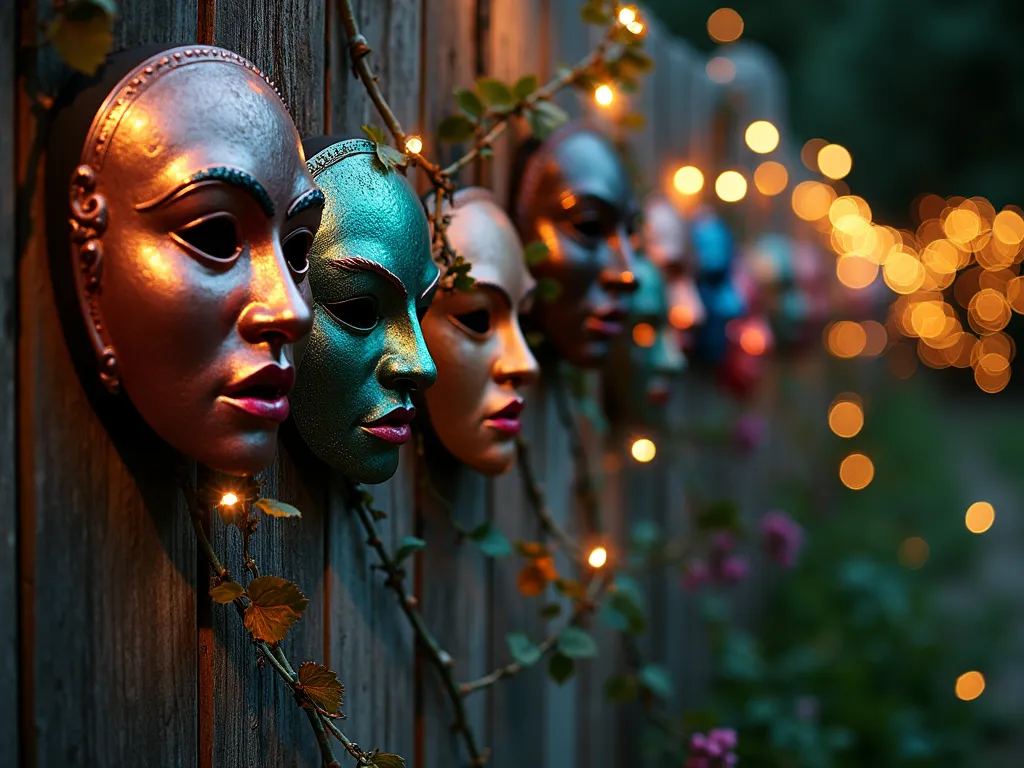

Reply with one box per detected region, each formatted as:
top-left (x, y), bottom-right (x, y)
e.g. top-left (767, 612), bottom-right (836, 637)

top-left (292, 139), bottom-right (439, 483)
top-left (605, 255), bottom-right (686, 429)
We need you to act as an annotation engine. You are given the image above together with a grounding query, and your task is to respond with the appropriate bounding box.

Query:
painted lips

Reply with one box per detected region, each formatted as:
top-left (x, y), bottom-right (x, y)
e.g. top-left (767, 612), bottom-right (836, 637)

top-left (484, 399), bottom-right (524, 436)
top-left (584, 306), bottom-right (627, 340)
top-left (361, 406), bottom-right (416, 445)
top-left (221, 365), bottom-right (295, 423)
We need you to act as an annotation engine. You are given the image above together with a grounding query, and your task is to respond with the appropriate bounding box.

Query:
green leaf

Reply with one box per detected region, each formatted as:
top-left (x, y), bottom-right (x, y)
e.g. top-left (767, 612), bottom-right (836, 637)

top-left (253, 498), bottom-right (302, 519)
top-left (621, 112), bottom-right (646, 132)
top-left (362, 124), bottom-right (387, 145)
top-left (539, 602), bottom-right (563, 619)
top-left (631, 520), bottom-right (661, 549)
top-left (580, 0), bottom-right (612, 25)
top-left (452, 272), bottom-right (475, 291)
top-left (518, 563), bottom-right (548, 597)
top-left (523, 240), bottom-right (550, 267)
top-left (513, 74), bottom-right (539, 101)
top-left (605, 674), bottom-right (639, 702)
top-left (469, 522), bottom-right (513, 558)
top-left (243, 576), bottom-right (310, 644)
top-left (557, 626), bottom-right (598, 659)
top-left (548, 652), bottom-right (575, 685)
top-left (394, 536), bottom-right (427, 564)
top-left (554, 578), bottom-right (585, 600)
top-left (620, 47), bottom-right (654, 74)
top-left (476, 77), bottom-right (514, 108)
top-left (298, 661), bottom-right (344, 716)
top-left (371, 754), bottom-right (406, 768)
top-left (436, 113), bottom-right (476, 143)
top-left (638, 664), bottom-right (675, 699)
top-left (602, 590), bottom-right (647, 635)
top-left (527, 100), bottom-right (569, 140)
top-left (454, 87), bottom-right (485, 119)
top-left (375, 143), bottom-right (408, 171)
top-left (536, 276), bottom-right (562, 302)
top-left (47, 0), bottom-right (115, 75)
top-left (506, 632), bottom-right (542, 666)
top-left (209, 581), bottom-right (245, 604)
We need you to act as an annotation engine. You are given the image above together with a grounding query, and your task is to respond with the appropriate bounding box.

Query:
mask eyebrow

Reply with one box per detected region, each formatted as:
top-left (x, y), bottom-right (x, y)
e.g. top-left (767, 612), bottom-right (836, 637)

top-left (287, 188), bottom-right (325, 219)
top-left (329, 256), bottom-right (407, 298)
top-left (134, 166), bottom-right (275, 217)
top-left (471, 280), bottom-right (512, 308)
top-left (419, 270), bottom-right (440, 301)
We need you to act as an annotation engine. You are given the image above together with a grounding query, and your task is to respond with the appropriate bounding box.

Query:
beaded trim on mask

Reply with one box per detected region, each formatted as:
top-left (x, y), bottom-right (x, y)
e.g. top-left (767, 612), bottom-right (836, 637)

top-left (305, 139), bottom-right (377, 179)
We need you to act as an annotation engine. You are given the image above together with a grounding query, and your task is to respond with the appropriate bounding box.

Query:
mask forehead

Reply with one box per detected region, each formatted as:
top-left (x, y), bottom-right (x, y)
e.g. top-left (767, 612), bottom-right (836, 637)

top-left (643, 197), bottom-right (687, 267)
top-left (548, 130), bottom-right (631, 208)
top-left (309, 143), bottom-right (434, 293)
top-left (447, 197), bottom-right (533, 300)
top-left (105, 62), bottom-right (311, 207)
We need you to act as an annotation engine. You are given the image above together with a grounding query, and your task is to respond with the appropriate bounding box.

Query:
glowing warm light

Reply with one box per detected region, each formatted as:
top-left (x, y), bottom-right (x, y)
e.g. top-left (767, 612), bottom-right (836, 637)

top-left (827, 321), bottom-right (867, 358)
top-left (744, 121), bottom-right (779, 154)
top-left (969, 289), bottom-right (1011, 333)
top-left (631, 438), bottom-right (657, 463)
top-left (739, 325), bottom-right (768, 355)
top-left (956, 671), bottom-right (985, 701)
top-left (588, 546), bottom-right (608, 568)
top-left (899, 536), bottom-right (929, 569)
top-left (404, 136), bottom-right (423, 154)
top-left (715, 170), bottom-right (747, 203)
top-left (883, 249), bottom-right (926, 294)
top-left (632, 322), bottom-right (656, 348)
top-left (617, 6), bottom-right (637, 24)
top-left (707, 8), bottom-right (744, 43)
top-left (965, 502), bottom-right (995, 534)
top-left (791, 181), bottom-right (835, 221)
top-left (673, 165), bottom-right (704, 195)
top-left (801, 138), bottom-right (827, 172)
top-left (626, 20), bottom-right (644, 34)
top-left (753, 161), bottom-right (788, 196)
top-left (861, 321), bottom-right (888, 356)
top-left (595, 84), bottom-right (614, 106)
top-left (944, 208), bottom-right (981, 245)
top-left (817, 143), bottom-right (852, 180)
top-left (993, 209), bottom-right (1024, 246)
top-left (828, 400), bottom-right (864, 438)
top-left (836, 254), bottom-right (878, 290)
top-left (706, 56), bottom-right (736, 84)
top-left (221, 492), bottom-right (239, 506)
top-left (839, 453), bottom-right (874, 490)
top-left (669, 304), bottom-right (696, 329)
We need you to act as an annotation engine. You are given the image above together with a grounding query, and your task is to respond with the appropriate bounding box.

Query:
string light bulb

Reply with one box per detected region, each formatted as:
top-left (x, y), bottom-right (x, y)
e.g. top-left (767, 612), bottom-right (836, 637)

top-left (673, 165), bottom-right (704, 195)
top-left (588, 546), bottom-right (608, 569)
top-left (220, 492), bottom-right (239, 506)
top-left (595, 84), bottom-right (615, 107)
top-left (405, 136), bottom-right (423, 154)
top-left (617, 6), bottom-right (637, 25)
top-left (626, 20), bottom-right (644, 35)
top-left (631, 438), bottom-right (656, 463)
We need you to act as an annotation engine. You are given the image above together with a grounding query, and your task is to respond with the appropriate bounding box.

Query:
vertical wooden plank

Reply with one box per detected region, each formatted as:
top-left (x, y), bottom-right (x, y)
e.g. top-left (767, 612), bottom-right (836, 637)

top-left (418, 455), bottom-right (490, 768)
top-left (0, 1), bottom-right (16, 762)
top-left (18, 3), bottom-right (200, 767)
top-left (488, 382), bottom-right (546, 768)
top-left (205, 3), bottom-right (327, 767)
top-left (547, 0), bottom-right (590, 119)
top-left (482, 0), bottom-right (545, 209)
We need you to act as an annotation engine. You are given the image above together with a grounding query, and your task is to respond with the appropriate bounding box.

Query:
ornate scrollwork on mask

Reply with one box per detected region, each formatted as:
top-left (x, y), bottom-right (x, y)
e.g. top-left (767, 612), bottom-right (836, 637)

top-left (68, 163), bottom-right (120, 392)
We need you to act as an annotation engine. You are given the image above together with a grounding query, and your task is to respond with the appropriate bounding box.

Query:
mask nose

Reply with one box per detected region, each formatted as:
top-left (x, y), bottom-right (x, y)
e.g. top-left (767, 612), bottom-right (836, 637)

top-left (378, 308), bottom-right (438, 394)
top-left (238, 241), bottom-right (313, 355)
top-left (600, 221), bottom-right (640, 296)
top-left (494, 322), bottom-right (540, 389)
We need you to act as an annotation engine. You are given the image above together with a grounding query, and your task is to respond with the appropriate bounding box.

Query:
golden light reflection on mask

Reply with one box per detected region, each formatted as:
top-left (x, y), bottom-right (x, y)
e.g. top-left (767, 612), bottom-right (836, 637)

top-left (48, 46), bottom-right (321, 476)
top-left (513, 123), bottom-right (639, 368)
top-left (421, 189), bottom-right (540, 475)
top-left (642, 194), bottom-right (707, 351)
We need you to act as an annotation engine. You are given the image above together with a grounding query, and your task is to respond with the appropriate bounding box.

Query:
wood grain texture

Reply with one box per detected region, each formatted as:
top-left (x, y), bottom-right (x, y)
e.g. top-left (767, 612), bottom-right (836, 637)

top-left (18, 4), bottom-right (200, 767)
top-left (210, 0), bottom-right (326, 135)
top-left (0, 2), bottom-right (16, 763)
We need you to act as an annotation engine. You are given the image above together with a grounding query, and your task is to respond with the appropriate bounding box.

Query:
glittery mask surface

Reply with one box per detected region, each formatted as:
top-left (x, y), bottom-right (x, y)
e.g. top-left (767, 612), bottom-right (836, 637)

top-left (292, 139), bottom-right (438, 483)
top-left (691, 210), bottom-right (748, 364)
top-left (55, 46), bottom-right (321, 476)
top-left (421, 190), bottom-right (539, 475)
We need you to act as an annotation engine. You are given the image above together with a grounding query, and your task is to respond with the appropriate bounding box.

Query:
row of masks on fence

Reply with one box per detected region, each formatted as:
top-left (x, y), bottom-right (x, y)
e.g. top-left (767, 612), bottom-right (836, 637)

top-left (48, 45), bottom-right (829, 485)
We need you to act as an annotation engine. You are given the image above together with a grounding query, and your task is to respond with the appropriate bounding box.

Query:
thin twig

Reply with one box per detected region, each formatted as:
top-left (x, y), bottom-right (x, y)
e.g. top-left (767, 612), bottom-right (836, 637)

top-left (515, 435), bottom-right (583, 559)
top-left (551, 373), bottom-right (603, 535)
top-left (345, 483), bottom-right (489, 767)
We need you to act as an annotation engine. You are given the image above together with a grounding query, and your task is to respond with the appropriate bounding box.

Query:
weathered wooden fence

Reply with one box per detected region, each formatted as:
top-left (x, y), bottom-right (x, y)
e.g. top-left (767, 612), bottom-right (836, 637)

top-left (1, 2), bottom-right (826, 767)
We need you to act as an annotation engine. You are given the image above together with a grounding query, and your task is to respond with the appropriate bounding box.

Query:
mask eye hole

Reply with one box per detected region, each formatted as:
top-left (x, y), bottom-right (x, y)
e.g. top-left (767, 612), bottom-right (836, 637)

top-left (323, 295), bottom-right (380, 333)
top-left (282, 229), bottom-right (312, 277)
top-left (451, 308), bottom-right (491, 336)
top-left (171, 213), bottom-right (241, 263)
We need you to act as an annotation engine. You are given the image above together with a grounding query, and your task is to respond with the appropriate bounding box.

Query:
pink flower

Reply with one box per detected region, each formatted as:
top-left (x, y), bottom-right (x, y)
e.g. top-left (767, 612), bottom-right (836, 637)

top-left (688, 729), bottom-right (739, 767)
top-left (760, 510), bottom-right (804, 568)
top-left (683, 560), bottom-right (710, 591)
top-left (718, 555), bottom-right (749, 584)
top-left (733, 412), bottom-right (766, 452)
top-left (709, 728), bottom-right (738, 751)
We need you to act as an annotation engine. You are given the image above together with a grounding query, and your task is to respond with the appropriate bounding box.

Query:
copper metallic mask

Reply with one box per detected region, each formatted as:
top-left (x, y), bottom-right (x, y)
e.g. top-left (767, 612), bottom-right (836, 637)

top-left (642, 194), bottom-right (706, 350)
top-left (51, 46), bottom-right (321, 476)
top-left (292, 139), bottom-right (438, 484)
top-left (421, 189), bottom-right (540, 476)
top-left (606, 254), bottom-right (686, 428)
top-left (513, 123), bottom-right (639, 368)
